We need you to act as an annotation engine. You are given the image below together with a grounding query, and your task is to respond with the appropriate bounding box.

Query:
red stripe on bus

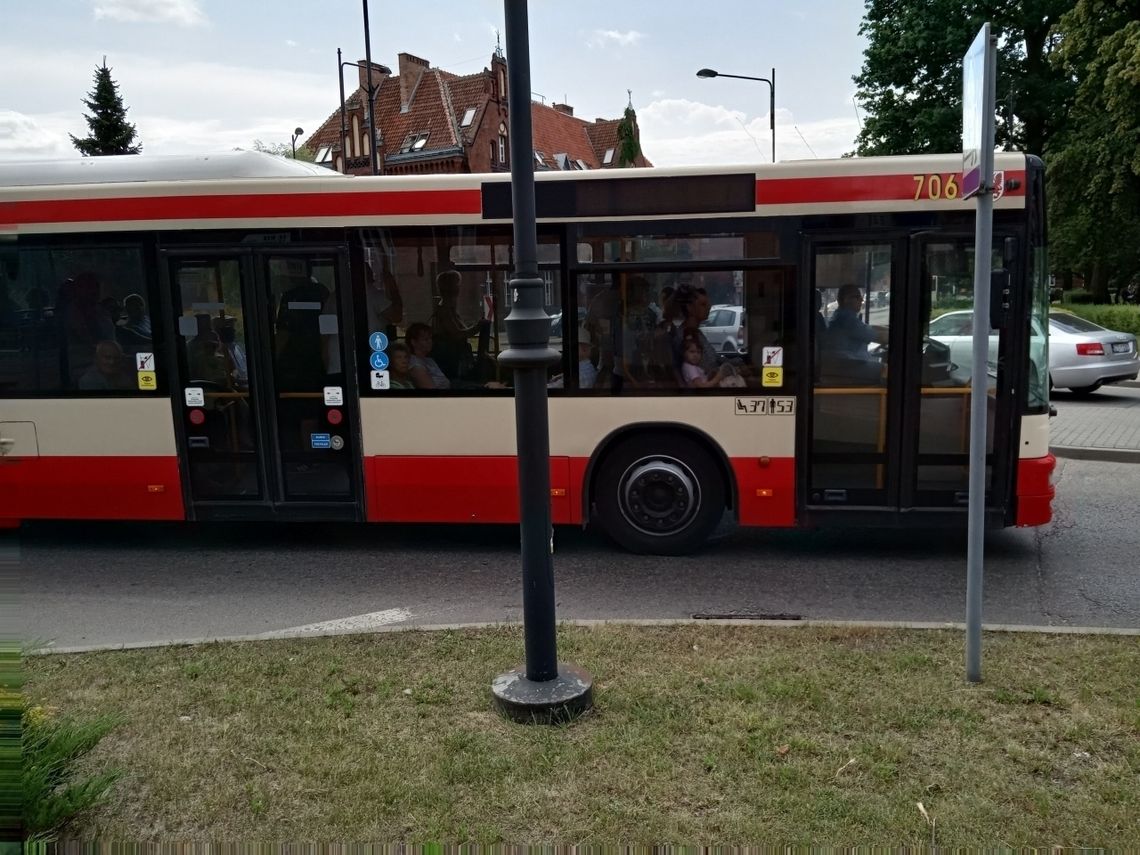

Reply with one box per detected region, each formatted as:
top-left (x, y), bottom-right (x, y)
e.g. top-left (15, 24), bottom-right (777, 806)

top-left (364, 454), bottom-right (795, 528)
top-left (1015, 454), bottom-right (1055, 527)
top-left (0, 188), bottom-right (483, 226)
top-left (0, 456), bottom-right (184, 521)
top-left (756, 171), bottom-right (1026, 205)
top-left (364, 456), bottom-right (575, 525)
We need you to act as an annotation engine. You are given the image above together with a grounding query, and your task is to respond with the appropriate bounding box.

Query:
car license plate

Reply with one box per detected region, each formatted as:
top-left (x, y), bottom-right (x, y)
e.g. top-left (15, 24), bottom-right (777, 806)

top-left (1111, 342), bottom-right (1132, 353)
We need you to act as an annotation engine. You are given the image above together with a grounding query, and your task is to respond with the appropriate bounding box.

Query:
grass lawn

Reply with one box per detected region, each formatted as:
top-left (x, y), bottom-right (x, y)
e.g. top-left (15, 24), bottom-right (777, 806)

top-left (24, 625), bottom-right (1140, 846)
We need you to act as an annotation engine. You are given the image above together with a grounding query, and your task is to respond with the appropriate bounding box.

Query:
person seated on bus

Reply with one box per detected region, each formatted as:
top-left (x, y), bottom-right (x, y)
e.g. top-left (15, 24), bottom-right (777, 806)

top-left (406, 322), bottom-right (450, 390)
top-left (680, 334), bottom-right (732, 389)
top-left (387, 341), bottom-right (416, 390)
top-left (547, 329), bottom-right (598, 390)
top-left (822, 284), bottom-right (888, 383)
top-left (77, 340), bottom-right (133, 390)
top-left (187, 329), bottom-right (231, 389)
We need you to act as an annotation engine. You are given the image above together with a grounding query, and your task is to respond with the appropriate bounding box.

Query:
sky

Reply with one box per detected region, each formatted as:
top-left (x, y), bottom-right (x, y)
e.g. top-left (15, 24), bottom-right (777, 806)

top-left (0, 0), bottom-right (870, 167)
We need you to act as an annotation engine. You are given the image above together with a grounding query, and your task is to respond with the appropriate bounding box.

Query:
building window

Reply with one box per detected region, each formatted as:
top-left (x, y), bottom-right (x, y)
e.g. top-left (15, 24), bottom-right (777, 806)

top-left (400, 132), bottom-right (430, 154)
top-left (461, 107), bottom-right (477, 127)
top-left (603, 148), bottom-right (615, 165)
top-left (498, 134), bottom-right (507, 164)
top-left (314, 146), bottom-right (332, 164)
top-left (534, 151), bottom-right (545, 167)
top-left (576, 159), bottom-right (589, 170)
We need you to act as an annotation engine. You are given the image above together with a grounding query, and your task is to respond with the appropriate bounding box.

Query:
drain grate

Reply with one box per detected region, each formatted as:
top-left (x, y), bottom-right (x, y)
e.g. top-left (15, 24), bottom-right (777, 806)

top-left (692, 612), bottom-right (803, 621)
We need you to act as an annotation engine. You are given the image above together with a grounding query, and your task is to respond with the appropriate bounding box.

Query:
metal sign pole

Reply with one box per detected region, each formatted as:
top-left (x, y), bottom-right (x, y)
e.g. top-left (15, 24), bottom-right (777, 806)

top-left (963, 23), bottom-right (998, 683)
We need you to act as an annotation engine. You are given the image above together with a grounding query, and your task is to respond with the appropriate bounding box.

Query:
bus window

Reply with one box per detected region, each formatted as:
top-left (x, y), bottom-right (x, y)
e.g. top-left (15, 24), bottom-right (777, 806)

top-left (0, 243), bottom-right (155, 395)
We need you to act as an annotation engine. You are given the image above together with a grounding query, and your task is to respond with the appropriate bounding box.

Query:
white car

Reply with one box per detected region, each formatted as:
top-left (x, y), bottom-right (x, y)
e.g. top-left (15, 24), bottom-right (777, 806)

top-left (700, 304), bottom-right (747, 354)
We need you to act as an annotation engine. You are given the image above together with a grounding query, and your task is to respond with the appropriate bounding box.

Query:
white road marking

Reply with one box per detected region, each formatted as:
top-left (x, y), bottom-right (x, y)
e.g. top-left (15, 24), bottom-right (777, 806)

top-left (255, 608), bottom-right (413, 638)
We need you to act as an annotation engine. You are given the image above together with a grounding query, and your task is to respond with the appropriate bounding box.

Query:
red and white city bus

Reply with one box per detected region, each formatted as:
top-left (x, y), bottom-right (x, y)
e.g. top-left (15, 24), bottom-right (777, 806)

top-left (0, 151), bottom-right (1054, 553)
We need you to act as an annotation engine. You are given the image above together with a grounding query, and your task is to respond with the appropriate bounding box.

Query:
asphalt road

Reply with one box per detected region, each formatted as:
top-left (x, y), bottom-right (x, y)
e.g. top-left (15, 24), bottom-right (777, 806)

top-left (7, 454), bottom-right (1139, 650)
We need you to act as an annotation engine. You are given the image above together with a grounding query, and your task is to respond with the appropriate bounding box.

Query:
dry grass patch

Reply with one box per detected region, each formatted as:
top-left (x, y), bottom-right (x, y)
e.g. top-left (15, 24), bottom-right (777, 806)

top-left (24, 626), bottom-right (1140, 845)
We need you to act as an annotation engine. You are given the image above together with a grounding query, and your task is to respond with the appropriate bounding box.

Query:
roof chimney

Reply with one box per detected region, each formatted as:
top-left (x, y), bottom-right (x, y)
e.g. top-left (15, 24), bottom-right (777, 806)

top-left (397, 52), bottom-right (430, 112)
top-left (357, 60), bottom-right (390, 91)
top-left (552, 103), bottom-right (574, 117)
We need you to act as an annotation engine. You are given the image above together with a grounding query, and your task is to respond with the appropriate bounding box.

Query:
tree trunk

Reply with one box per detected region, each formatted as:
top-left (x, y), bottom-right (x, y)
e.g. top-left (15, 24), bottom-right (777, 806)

top-left (1090, 262), bottom-right (1110, 304)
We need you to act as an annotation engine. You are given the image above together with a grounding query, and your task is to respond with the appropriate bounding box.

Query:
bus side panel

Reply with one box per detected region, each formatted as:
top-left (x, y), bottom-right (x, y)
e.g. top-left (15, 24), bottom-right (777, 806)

top-left (731, 456), bottom-right (796, 527)
top-left (0, 399), bottom-right (184, 522)
top-left (364, 455), bottom-right (573, 524)
top-left (0, 456), bottom-right (183, 520)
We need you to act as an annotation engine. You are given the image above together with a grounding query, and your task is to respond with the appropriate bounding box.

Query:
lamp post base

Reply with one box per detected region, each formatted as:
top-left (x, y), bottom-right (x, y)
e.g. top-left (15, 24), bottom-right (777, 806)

top-left (491, 662), bottom-right (594, 724)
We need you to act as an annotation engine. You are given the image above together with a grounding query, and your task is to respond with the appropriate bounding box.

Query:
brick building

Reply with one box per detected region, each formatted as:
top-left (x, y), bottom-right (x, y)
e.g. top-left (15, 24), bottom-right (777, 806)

top-left (305, 49), bottom-right (651, 175)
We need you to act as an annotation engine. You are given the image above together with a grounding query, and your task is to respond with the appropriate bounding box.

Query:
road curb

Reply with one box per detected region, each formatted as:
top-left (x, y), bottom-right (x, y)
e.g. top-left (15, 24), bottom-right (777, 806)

top-left (30, 617), bottom-right (1140, 655)
top-left (1051, 445), bottom-right (1140, 463)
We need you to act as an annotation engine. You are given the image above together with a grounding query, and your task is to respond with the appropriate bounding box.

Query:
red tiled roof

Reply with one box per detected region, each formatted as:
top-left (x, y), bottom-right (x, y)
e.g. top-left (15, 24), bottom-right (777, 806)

top-left (530, 104), bottom-right (599, 169)
top-left (304, 53), bottom-right (650, 172)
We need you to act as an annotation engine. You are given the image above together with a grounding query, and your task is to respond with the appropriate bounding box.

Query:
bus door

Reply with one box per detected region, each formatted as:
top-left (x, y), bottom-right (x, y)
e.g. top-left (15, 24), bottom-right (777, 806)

top-left (805, 236), bottom-right (1018, 521)
top-left (163, 247), bottom-right (362, 520)
top-left (806, 240), bottom-right (904, 515)
top-left (899, 235), bottom-right (1018, 516)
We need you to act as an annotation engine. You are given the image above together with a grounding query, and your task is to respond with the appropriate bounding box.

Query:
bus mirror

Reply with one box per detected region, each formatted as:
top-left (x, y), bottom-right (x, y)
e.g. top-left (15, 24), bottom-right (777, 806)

top-left (990, 269), bottom-right (1011, 329)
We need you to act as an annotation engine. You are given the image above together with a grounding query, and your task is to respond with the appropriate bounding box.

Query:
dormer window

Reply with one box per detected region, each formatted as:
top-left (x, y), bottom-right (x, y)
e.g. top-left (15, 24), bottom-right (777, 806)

top-left (603, 148), bottom-right (615, 165)
top-left (575, 159), bottom-right (588, 170)
top-left (554, 153), bottom-right (570, 170)
top-left (400, 132), bottom-right (430, 153)
top-left (534, 150), bottom-right (546, 167)
top-left (461, 107), bottom-right (477, 127)
top-left (314, 146), bottom-right (332, 164)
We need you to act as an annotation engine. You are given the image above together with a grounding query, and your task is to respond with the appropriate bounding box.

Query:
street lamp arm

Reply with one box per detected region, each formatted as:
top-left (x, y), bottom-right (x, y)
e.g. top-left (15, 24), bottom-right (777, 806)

top-left (695, 66), bottom-right (777, 164)
top-left (707, 72), bottom-right (771, 86)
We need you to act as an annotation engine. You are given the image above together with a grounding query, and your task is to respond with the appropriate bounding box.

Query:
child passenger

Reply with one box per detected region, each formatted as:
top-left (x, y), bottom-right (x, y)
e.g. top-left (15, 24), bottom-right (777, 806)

top-left (680, 336), bottom-right (730, 388)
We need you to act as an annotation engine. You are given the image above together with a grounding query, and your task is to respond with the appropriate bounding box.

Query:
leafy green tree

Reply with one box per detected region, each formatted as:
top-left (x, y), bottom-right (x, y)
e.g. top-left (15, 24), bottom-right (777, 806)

top-left (1046, 0), bottom-right (1140, 300)
top-left (69, 59), bottom-right (141, 156)
top-left (616, 104), bottom-right (641, 168)
top-left (251, 139), bottom-right (315, 162)
top-left (853, 0), bottom-right (1073, 157)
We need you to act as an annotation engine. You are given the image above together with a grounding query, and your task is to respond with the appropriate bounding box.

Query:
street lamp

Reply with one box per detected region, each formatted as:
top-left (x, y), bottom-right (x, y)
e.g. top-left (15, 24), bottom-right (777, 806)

top-left (337, 50), bottom-right (392, 175)
top-left (697, 67), bottom-right (776, 163)
top-left (290, 126), bottom-right (304, 159)
top-left (336, 1), bottom-right (391, 175)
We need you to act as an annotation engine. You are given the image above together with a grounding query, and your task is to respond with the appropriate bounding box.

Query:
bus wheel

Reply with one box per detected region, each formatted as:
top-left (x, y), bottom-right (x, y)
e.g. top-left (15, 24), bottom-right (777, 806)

top-left (594, 432), bottom-right (725, 555)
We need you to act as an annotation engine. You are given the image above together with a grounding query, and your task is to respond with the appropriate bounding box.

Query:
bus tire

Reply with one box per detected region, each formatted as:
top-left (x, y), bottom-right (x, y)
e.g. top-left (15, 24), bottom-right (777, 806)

top-left (593, 432), bottom-right (726, 555)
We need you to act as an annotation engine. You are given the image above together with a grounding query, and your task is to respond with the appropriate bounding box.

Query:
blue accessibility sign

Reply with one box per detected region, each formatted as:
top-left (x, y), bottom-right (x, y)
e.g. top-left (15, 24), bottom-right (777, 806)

top-left (368, 331), bottom-right (389, 352)
top-left (310, 433), bottom-right (332, 450)
top-left (369, 351), bottom-right (390, 371)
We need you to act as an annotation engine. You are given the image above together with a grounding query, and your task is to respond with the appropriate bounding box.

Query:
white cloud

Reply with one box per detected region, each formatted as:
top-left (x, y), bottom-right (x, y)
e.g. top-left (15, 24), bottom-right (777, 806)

top-left (637, 98), bottom-right (860, 166)
top-left (0, 46), bottom-right (342, 159)
top-left (92, 0), bottom-right (207, 27)
top-left (0, 111), bottom-right (76, 159)
top-left (588, 29), bottom-right (645, 49)
top-left (285, 39), bottom-right (298, 48)
top-left (453, 33), bottom-right (463, 43)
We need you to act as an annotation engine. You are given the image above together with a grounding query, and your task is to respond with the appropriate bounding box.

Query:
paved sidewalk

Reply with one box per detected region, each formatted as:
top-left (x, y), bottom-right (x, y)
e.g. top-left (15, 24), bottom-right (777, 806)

top-left (1050, 382), bottom-right (1140, 461)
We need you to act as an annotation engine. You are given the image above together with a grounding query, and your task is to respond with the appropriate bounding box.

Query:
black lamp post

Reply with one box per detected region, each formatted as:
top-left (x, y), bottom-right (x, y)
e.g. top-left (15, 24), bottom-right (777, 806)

top-left (335, 0), bottom-right (391, 175)
top-left (290, 126), bottom-right (304, 159)
top-left (490, 0), bottom-right (593, 725)
top-left (697, 67), bottom-right (776, 163)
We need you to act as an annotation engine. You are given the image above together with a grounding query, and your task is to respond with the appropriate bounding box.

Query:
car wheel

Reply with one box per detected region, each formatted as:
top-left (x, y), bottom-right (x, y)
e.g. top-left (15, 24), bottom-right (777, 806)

top-left (593, 432), bottom-right (726, 555)
top-left (1067, 382), bottom-right (1102, 398)
top-left (721, 340), bottom-right (738, 355)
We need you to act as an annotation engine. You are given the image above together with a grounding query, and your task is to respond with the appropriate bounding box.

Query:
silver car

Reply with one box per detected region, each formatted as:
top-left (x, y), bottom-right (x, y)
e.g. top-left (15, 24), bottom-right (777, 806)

top-left (1048, 310), bottom-right (1138, 396)
top-left (928, 309), bottom-right (1138, 397)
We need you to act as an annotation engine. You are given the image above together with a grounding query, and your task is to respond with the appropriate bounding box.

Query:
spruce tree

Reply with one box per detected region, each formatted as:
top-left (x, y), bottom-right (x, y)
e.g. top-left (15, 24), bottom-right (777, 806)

top-left (70, 58), bottom-right (142, 156)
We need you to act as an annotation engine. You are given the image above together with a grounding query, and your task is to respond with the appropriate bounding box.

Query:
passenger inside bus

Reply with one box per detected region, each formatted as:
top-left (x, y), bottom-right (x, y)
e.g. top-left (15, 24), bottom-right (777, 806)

top-left (115, 293), bottom-right (152, 355)
top-left (430, 270), bottom-right (483, 381)
top-left (547, 328), bottom-right (597, 389)
top-left (387, 342), bottom-right (415, 389)
top-left (406, 322), bottom-right (450, 390)
top-left (77, 339), bottom-right (132, 390)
